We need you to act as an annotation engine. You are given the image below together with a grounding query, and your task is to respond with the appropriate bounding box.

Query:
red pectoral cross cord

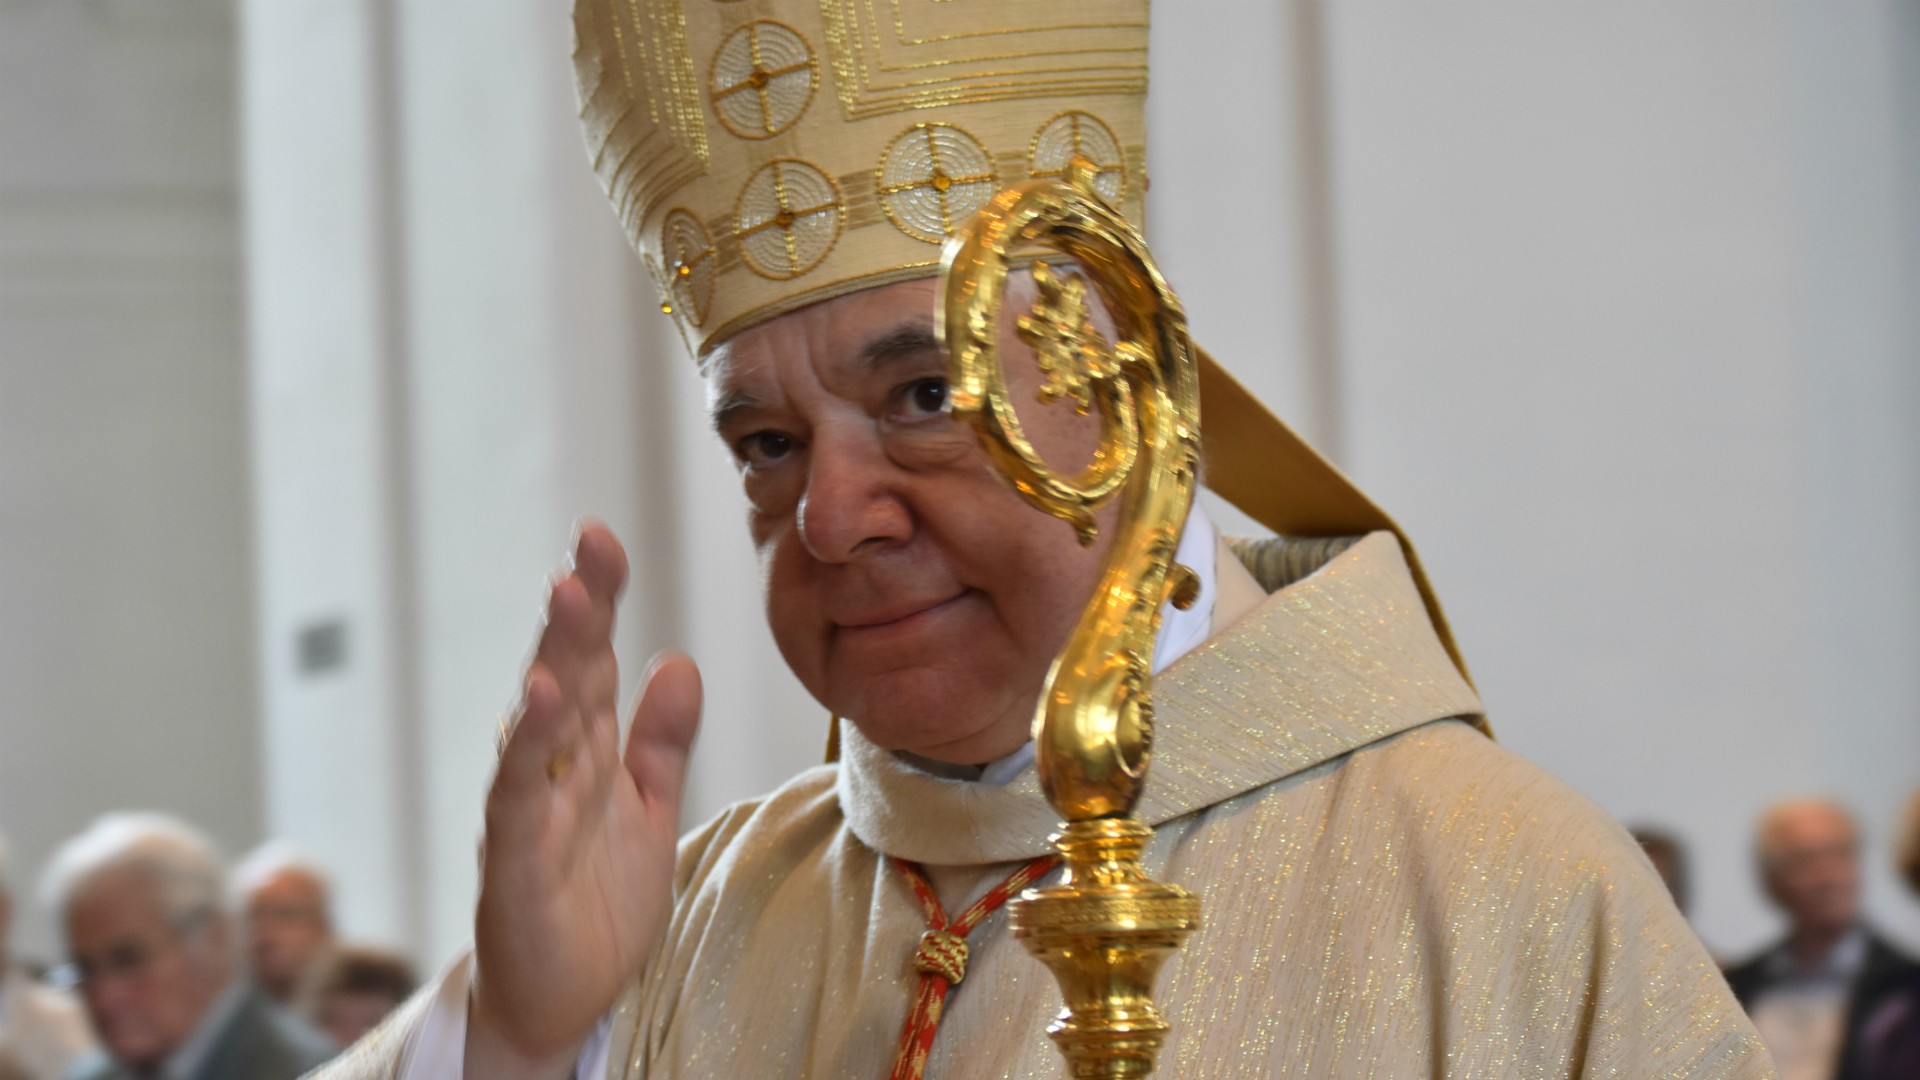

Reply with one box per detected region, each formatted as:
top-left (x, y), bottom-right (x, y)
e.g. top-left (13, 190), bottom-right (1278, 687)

top-left (886, 854), bottom-right (1060, 1080)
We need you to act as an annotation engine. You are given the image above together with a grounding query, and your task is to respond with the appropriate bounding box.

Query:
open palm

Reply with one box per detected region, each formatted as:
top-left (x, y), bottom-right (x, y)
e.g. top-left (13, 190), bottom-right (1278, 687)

top-left (468, 524), bottom-right (701, 1076)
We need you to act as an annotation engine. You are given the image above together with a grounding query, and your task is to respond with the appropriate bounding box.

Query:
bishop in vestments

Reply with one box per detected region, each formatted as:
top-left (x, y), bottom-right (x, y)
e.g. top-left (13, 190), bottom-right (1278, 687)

top-left (325, 2), bottom-right (1776, 1077)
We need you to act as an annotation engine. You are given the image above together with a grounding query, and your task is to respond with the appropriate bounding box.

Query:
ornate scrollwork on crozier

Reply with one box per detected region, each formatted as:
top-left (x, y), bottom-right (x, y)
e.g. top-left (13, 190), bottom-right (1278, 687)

top-left (940, 176), bottom-right (1201, 1077)
top-left (1019, 261), bottom-right (1132, 413)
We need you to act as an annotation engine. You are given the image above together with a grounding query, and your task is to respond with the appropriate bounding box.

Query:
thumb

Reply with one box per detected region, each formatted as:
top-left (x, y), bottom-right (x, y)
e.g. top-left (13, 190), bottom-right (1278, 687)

top-left (625, 651), bottom-right (702, 819)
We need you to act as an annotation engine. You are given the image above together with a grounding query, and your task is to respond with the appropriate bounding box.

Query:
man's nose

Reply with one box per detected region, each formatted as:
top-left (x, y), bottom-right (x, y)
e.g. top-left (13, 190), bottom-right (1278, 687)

top-left (796, 427), bottom-right (911, 562)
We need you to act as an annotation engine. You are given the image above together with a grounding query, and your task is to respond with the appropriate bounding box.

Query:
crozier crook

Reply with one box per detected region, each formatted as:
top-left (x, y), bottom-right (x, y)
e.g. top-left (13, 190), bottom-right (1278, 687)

top-left (937, 171), bottom-right (1202, 1077)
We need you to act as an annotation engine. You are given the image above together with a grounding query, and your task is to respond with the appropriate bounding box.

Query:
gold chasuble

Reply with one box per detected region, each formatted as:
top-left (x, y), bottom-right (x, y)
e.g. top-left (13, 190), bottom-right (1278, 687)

top-left (604, 534), bottom-right (1770, 1078)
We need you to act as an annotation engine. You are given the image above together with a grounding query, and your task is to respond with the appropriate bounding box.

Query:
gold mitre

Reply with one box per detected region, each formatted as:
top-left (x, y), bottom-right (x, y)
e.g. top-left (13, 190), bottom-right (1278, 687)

top-left (572, 0), bottom-right (1148, 357)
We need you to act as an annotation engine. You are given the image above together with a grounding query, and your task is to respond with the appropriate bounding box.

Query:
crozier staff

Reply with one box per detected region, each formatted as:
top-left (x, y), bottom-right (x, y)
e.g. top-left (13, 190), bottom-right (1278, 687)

top-left (325, 3), bottom-right (1776, 1079)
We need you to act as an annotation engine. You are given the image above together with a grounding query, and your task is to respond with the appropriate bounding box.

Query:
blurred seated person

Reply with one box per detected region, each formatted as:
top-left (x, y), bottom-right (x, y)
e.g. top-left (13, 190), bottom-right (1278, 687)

top-left (0, 834), bottom-right (92, 1080)
top-left (1725, 798), bottom-right (1912, 1080)
top-left (1630, 825), bottom-right (1693, 916)
top-left (231, 844), bottom-right (334, 1004)
top-left (42, 814), bottom-right (336, 1080)
top-left (297, 948), bottom-right (416, 1048)
top-left (1848, 790), bottom-right (1920, 1080)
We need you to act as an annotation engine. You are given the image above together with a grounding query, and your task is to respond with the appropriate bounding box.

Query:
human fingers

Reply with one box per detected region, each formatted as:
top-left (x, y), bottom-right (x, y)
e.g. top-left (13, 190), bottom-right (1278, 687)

top-left (531, 522), bottom-right (623, 686)
top-left (572, 520), bottom-right (628, 605)
top-left (487, 666), bottom-right (578, 842)
top-left (624, 652), bottom-right (702, 821)
top-left (547, 528), bottom-right (625, 739)
top-left (563, 523), bottom-right (625, 673)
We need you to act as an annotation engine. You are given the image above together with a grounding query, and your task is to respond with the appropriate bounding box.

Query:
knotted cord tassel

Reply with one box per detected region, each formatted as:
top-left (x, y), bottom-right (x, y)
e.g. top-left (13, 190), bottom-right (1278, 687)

top-left (887, 855), bottom-right (1059, 1080)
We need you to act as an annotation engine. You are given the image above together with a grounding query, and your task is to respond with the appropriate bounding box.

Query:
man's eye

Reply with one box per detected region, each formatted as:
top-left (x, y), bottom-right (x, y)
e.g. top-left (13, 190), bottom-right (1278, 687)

top-left (904, 378), bottom-right (948, 416)
top-left (737, 431), bottom-right (794, 465)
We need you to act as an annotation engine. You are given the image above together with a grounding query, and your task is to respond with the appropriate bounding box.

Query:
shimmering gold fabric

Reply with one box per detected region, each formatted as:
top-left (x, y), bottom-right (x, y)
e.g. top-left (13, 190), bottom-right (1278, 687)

top-left (324, 533), bottom-right (1773, 1078)
top-left (603, 534), bottom-right (1773, 1078)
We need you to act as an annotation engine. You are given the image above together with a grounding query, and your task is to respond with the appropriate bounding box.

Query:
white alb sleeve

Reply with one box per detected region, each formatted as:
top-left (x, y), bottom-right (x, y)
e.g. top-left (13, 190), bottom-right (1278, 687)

top-left (396, 953), bottom-right (616, 1080)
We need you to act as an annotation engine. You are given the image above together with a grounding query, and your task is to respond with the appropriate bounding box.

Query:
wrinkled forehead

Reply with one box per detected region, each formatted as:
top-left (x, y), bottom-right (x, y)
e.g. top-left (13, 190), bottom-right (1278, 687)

top-left (704, 277), bottom-right (944, 411)
top-left (701, 263), bottom-right (1091, 405)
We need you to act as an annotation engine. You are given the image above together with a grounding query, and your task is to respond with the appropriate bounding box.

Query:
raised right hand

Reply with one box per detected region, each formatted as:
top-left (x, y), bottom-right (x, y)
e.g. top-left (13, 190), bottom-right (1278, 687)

top-left (465, 523), bottom-right (702, 1080)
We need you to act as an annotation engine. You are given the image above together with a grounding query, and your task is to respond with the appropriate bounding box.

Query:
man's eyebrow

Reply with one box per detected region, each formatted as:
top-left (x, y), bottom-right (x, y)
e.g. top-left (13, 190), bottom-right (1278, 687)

top-left (709, 385), bottom-right (769, 434)
top-left (709, 322), bottom-right (943, 433)
top-left (855, 321), bottom-right (943, 377)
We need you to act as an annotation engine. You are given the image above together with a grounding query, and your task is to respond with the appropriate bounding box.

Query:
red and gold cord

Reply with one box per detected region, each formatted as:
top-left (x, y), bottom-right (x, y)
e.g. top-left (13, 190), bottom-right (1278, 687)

top-left (886, 854), bottom-right (1060, 1080)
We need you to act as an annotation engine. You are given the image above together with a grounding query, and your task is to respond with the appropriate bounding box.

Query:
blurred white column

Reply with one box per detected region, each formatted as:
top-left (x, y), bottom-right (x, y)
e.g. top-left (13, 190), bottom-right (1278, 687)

top-left (242, 0), bottom-right (817, 967)
top-left (240, 0), bottom-right (423, 954)
top-left (0, 0), bottom-right (259, 963)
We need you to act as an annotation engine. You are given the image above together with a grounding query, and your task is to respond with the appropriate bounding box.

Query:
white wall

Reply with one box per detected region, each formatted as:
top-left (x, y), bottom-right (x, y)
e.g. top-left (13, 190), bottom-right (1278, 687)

top-left (1150, 0), bottom-right (1920, 958)
top-left (0, 0), bottom-right (259, 963)
top-left (240, 0), bottom-right (819, 967)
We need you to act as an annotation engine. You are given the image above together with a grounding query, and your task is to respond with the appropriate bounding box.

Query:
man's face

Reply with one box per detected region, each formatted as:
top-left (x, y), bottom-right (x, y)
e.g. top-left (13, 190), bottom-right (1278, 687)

top-left (65, 870), bottom-right (228, 1070)
top-left (246, 869), bottom-right (331, 999)
top-left (711, 277), bottom-right (1111, 766)
top-left (1763, 806), bottom-right (1861, 935)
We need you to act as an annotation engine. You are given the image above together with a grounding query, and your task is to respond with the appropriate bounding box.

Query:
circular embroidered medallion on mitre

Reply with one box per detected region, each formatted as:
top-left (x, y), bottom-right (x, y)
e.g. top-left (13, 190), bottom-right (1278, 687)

top-left (875, 123), bottom-right (1000, 244)
top-left (1030, 111), bottom-right (1127, 205)
top-left (660, 209), bottom-right (717, 325)
top-left (733, 159), bottom-right (844, 280)
top-left (708, 19), bottom-right (818, 140)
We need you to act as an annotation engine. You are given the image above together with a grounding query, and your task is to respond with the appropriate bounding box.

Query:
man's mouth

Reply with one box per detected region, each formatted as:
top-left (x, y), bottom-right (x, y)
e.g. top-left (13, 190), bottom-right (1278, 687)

top-left (834, 591), bottom-right (970, 636)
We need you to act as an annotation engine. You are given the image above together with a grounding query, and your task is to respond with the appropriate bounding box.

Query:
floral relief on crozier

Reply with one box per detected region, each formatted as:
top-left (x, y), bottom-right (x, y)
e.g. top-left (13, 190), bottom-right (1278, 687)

top-left (1017, 261), bottom-right (1126, 414)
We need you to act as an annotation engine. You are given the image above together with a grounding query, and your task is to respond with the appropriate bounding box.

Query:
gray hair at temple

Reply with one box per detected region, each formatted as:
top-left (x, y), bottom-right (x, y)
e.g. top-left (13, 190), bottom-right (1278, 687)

top-left (39, 812), bottom-right (226, 932)
top-left (229, 840), bottom-right (331, 910)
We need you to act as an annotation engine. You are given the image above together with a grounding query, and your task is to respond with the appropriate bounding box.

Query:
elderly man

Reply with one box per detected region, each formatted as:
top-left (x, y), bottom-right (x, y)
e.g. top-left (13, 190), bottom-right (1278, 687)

top-left (42, 814), bottom-right (336, 1080)
top-left (0, 833), bottom-right (92, 1080)
top-left (1726, 800), bottom-right (1914, 1080)
top-left (231, 843), bottom-right (336, 1004)
top-left (325, 3), bottom-right (1772, 1078)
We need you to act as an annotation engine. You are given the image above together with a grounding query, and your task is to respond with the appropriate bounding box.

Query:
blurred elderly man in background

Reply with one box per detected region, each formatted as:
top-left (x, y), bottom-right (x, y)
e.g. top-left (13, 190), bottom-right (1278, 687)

top-left (1848, 790), bottom-right (1920, 1080)
top-left (43, 814), bottom-right (335, 1080)
top-left (231, 844), bottom-right (335, 1005)
top-left (1726, 799), bottom-right (1914, 1080)
top-left (0, 833), bottom-right (92, 1080)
